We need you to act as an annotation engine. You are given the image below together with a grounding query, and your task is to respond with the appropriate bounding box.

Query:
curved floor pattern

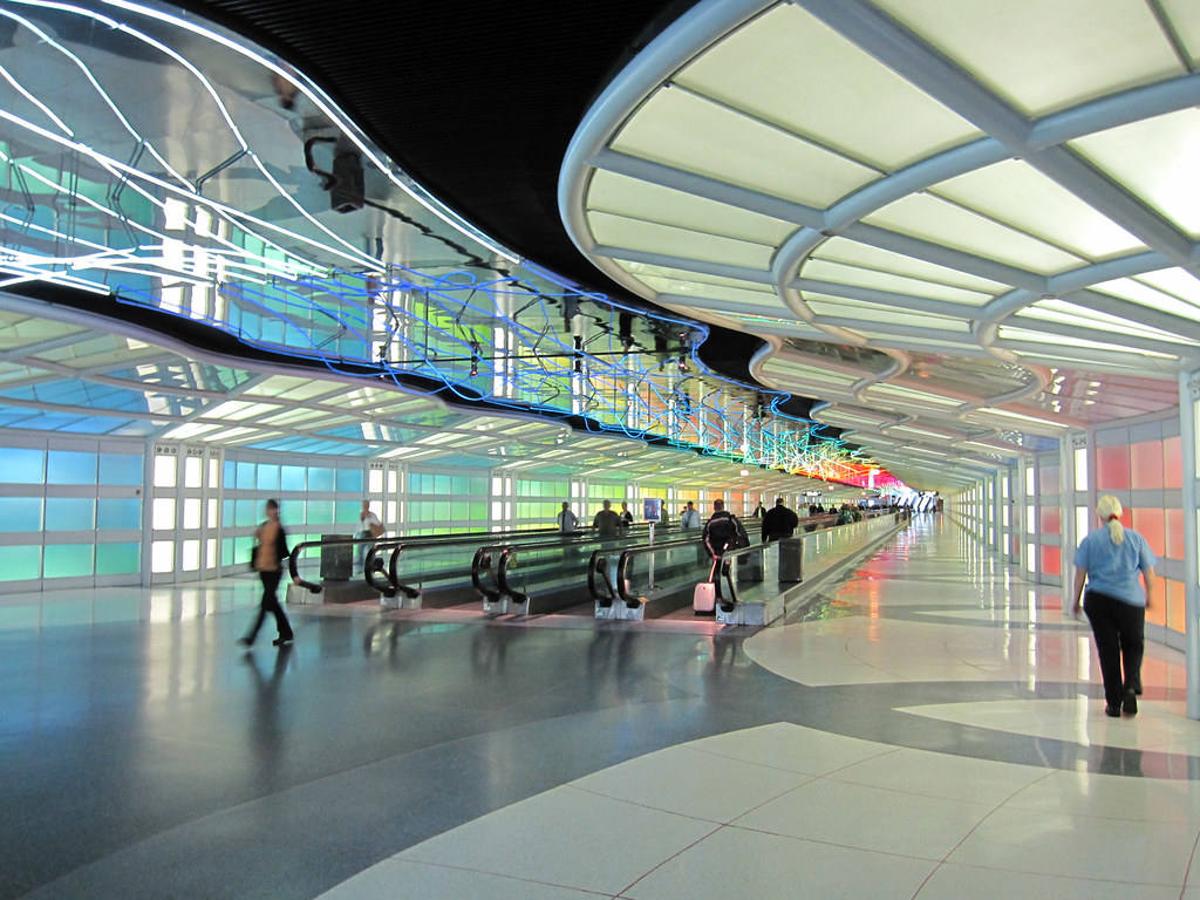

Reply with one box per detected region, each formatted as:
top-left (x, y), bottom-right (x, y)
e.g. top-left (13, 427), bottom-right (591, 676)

top-left (6, 515), bottom-right (1200, 899)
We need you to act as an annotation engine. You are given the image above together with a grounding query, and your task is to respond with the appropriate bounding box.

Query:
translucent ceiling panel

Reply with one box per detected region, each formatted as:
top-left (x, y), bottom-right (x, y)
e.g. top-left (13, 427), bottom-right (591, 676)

top-left (1092, 276), bottom-right (1200, 324)
top-left (874, 0), bottom-right (1183, 116)
top-left (931, 160), bottom-right (1143, 259)
top-left (1071, 109), bottom-right (1200, 238)
top-left (612, 85), bottom-right (877, 207)
top-left (673, 4), bottom-right (977, 171)
top-left (862, 193), bottom-right (1084, 273)
top-left (865, 382), bottom-right (962, 409)
top-left (636, 277), bottom-right (780, 308)
top-left (0, 314), bottom-right (85, 351)
top-left (587, 170), bottom-right (793, 245)
top-left (799, 257), bottom-right (993, 306)
top-left (811, 237), bottom-right (1007, 295)
top-left (587, 210), bottom-right (773, 268)
top-left (1137, 268), bottom-right (1200, 307)
top-left (759, 358), bottom-right (861, 391)
top-left (1160, 0), bottom-right (1200, 66)
top-left (802, 293), bottom-right (970, 331)
top-left (1018, 298), bottom-right (1199, 346)
top-left (997, 325), bottom-right (1179, 359)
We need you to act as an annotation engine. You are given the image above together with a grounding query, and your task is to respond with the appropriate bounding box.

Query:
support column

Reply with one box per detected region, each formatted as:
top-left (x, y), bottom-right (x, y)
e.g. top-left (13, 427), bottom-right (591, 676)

top-left (1179, 371), bottom-right (1200, 720)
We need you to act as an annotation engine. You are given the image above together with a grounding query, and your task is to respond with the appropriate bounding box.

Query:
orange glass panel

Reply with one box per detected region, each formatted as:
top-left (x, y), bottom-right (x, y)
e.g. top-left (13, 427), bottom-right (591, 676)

top-left (1131, 508), bottom-right (1166, 558)
top-left (1164, 436), bottom-right (1183, 490)
top-left (1039, 507), bottom-right (1061, 535)
top-left (1040, 544), bottom-right (1061, 577)
top-left (1166, 507), bottom-right (1184, 560)
top-left (1146, 574), bottom-right (1167, 627)
top-left (1096, 445), bottom-right (1131, 491)
top-left (1167, 579), bottom-right (1186, 634)
top-left (1038, 464), bottom-right (1060, 495)
top-left (1130, 440), bottom-right (1164, 490)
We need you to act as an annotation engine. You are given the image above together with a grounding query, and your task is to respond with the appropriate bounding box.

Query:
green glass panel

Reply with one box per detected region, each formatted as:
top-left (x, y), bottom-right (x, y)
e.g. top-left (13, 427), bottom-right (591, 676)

top-left (235, 499), bottom-right (257, 527)
top-left (308, 467), bottom-right (334, 492)
top-left (222, 538), bottom-right (235, 566)
top-left (44, 543), bottom-right (94, 578)
top-left (307, 500), bottom-right (333, 523)
top-left (0, 545), bottom-right (40, 580)
top-left (96, 542), bottom-right (140, 575)
top-left (335, 500), bottom-right (359, 524)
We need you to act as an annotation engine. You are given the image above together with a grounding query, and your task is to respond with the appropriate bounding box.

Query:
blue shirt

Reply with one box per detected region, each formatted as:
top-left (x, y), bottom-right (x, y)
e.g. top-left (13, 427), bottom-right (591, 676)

top-left (1074, 527), bottom-right (1155, 607)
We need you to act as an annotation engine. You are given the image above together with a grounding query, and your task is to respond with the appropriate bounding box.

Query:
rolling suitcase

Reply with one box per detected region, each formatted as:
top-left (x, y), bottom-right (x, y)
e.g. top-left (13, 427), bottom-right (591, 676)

top-left (693, 581), bottom-right (716, 614)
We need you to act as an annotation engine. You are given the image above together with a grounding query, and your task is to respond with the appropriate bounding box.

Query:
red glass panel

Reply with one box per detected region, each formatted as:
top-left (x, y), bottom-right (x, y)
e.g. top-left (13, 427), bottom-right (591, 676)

top-left (1096, 445), bottom-right (1131, 491)
top-left (1131, 508), bottom-right (1166, 558)
top-left (1039, 507), bottom-right (1061, 535)
top-left (1166, 508), bottom-right (1184, 560)
top-left (1040, 544), bottom-right (1061, 577)
top-left (1164, 436), bottom-right (1183, 490)
top-left (1131, 440), bottom-right (1164, 490)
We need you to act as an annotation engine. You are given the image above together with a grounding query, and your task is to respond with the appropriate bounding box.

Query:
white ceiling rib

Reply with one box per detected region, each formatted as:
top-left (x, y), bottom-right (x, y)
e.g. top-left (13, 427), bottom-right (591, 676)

top-left (560, 0), bottom-right (1195, 488)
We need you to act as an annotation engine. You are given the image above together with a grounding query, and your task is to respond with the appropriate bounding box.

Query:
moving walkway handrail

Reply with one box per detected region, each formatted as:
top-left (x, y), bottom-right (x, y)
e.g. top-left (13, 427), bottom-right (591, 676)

top-left (287, 535), bottom-right (384, 593)
top-left (614, 535), bottom-right (706, 609)
top-left (486, 527), bottom-right (685, 607)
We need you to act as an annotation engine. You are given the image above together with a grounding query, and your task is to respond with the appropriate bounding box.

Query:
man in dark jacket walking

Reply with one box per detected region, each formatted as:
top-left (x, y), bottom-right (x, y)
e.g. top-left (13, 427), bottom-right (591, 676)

top-left (761, 497), bottom-right (800, 542)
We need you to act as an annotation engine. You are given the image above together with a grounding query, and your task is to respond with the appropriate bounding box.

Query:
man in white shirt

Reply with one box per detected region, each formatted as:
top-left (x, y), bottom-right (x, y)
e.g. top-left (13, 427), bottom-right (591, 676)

top-left (356, 500), bottom-right (384, 573)
top-left (557, 501), bottom-right (578, 534)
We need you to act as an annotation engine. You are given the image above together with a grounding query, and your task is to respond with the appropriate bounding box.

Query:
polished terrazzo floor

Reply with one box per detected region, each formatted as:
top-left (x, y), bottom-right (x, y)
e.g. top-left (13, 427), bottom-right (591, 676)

top-left (3, 515), bottom-right (1199, 899)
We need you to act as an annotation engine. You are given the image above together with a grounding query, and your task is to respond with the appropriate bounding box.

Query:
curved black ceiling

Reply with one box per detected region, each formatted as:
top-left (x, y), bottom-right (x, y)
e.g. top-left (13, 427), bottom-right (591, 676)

top-left (176, 0), bottom-right (817, 418)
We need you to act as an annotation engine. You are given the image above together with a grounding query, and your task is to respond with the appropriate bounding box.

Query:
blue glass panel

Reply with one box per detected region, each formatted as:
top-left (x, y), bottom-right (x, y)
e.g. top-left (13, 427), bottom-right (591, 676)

top-left (308, 467), bottom-right (334, 492)
top-left (235, 499), bottom-right (258, 527)
top-left (45, 497), bottom-right (95, 530)
top-left (96, 542), bottom-right (140, 575)
top-left (281, 465), bottom-right (306, 491)
top-left (335, 468), bottom-right (363, 494)
top-left (98, 453), bottom-right (143, 485)
top-left (222, 500), bottom-right (235, 526)
top-left (335, 500), bottom-right (359, 524)
top-left (47, 450), bottom-right (96, 485)
top-left (236, 461), bottom-right (255, 489)
top-left (0, 497), bottom-right (42, 532)
top-left (223, 460), bottom-right (236, 486)
top-left (221, 537), bottom-right (235, 566)
top-left (256, 464), bottom-right (280, 491)
top-left (97, 498), bottom-right (141, 531)
top-left (0, 545), bottom-right (40, 580)
top-left (44, 543), bottom-right (94, 578)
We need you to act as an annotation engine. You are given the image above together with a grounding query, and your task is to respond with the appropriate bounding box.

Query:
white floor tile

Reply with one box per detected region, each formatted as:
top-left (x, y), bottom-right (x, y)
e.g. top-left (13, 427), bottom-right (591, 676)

top-left (949, 805), bottom-right (1197, 885)
top-left (571, 745), bottom-right (810, 822)
top-left (398, 785), bottom-right (714, 895)
top-left (684, 722), bottom-right (890, 776)
top-left (917, 862), bottom-right (1182, 899)
top-left (1006, 769), bottom-right (1200, 824)
top-left (625, 824), bottom-right (934, 900)
top-left (830, 747), bottom-right (1045, 805)
top-left (318, 858), bottom-right (601, 899)
top-left (898, 697), bottom-right (1200, 754)
top-left (735, 777), bottom-right (992, 860)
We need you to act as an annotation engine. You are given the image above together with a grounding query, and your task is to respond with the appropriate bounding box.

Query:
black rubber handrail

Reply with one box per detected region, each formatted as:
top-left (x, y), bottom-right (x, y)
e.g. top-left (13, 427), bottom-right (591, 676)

top-left (486, 528), bottom-right (687, 608)
top-left (588, 548), bottom-right (619, 606)
top-left (614, 536), bottom-right (707, 609)
top-left (471, 544), bottom-right (504, 603)
top-left (287, 535), bottom-right (385, 594)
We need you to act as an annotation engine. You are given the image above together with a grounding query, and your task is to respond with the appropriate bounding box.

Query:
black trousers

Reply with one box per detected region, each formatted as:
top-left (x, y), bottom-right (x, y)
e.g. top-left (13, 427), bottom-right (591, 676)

top-left (246, 570), bottom-right (293, 643)
top-left (1083, 590), bottom-right (1144, 708)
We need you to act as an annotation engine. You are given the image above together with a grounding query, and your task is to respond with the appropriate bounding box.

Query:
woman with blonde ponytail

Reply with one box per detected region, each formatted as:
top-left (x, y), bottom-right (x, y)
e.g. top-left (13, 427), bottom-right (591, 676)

top-left (1072, 495), bottom-right (1156, 717)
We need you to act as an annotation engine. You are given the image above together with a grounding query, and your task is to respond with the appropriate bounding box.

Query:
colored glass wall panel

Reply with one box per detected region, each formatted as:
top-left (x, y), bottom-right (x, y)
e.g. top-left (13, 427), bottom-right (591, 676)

top-left (44, 544), bottom-right (94, 578)
top-left (1146, 574), bottom-right (1167, 627)
top-left (1040, 544), bottom-right (1060, 577)
top-left (3, 448), bottom-right (44, 483)
top-left (1163, 436), bottom-right (1183, 490)
top-left (0, 497), bottom-right (42, 532)
top-left (1039, 507), bottom-right (1061, 535)
top-left (1037, 464), bottom-right (1059, 496)
top-left (1166, 508), bottom-right (1185, 560)
top-left (1131, 508), bottom-right (1166, 558)
top-left (1130, 440), bottom-right (1164, 490)
top-left (96, 542), bottom-right (141, 576)
top-left (1096, 445), bottom-right (1131, 490)
top-left (1167, 579), bottom-right (1186, 634)
top-left (0, 545), bottom-right (40, 580)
